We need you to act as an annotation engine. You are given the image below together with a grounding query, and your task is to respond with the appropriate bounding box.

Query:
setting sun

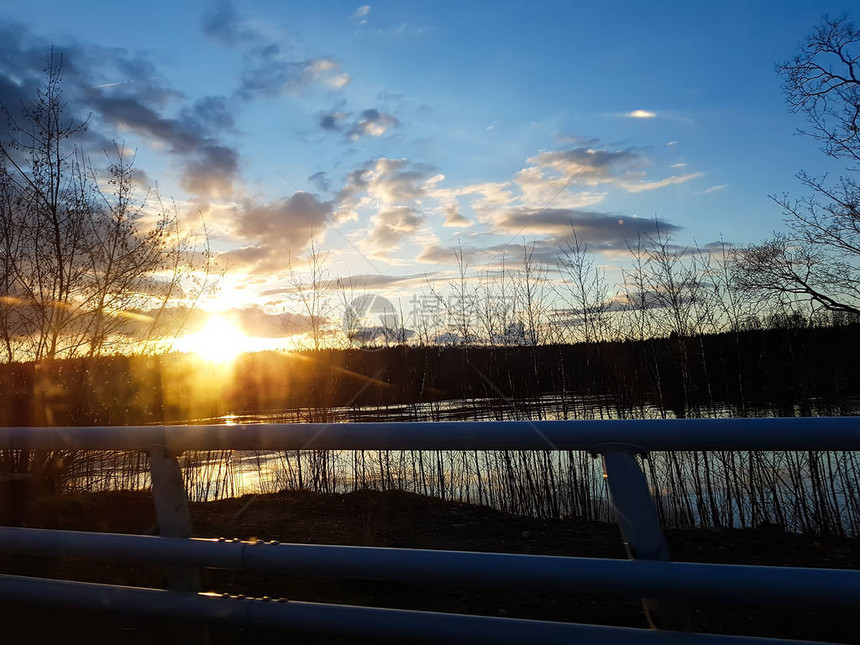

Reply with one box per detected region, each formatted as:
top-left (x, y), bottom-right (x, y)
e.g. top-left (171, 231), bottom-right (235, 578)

top-left (174, 315), bottom-right (250, 363)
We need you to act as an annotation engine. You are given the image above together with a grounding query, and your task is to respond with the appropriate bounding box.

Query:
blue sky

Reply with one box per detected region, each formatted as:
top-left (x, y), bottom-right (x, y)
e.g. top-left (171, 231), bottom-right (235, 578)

top-left (1, 1), bottom-right (856, 325)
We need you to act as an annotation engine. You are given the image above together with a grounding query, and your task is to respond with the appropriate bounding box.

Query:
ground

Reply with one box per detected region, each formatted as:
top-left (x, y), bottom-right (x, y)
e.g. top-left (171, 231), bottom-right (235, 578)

top-left (0, 489), bottom-right (857, 643)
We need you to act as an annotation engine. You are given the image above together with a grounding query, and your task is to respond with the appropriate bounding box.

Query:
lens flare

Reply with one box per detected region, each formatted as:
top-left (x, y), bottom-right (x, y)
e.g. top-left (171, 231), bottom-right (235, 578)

top-left (174, 315), bottom-right (248, 363)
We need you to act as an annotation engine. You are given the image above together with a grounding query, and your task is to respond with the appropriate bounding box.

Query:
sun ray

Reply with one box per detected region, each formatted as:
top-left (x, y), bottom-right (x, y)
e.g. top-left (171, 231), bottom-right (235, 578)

top-left (174, 315), bottom-right (249, 363)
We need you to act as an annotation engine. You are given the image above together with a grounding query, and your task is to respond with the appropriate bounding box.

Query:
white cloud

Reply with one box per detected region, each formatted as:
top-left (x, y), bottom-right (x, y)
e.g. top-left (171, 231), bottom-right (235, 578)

top-left (429, 181), bottom-right (516, 225)
top-left (367, 158), bottom-right (430, 204)
top-left (363, 206), bottom-right (422, 257)
top-left (346, 109), bottom-right (400, 140)
top-left (624, 172), bottom-right (704, 193)
top-left (327, 74), bottom-right (352, 89)
top-left (218, 192), bottom-right (333, 274)
top-left (442, 202), bottom-right (471, 228)
top-left (627, 109), bottom-right (657, 118)
top-left (203, 6), bottom-right (352, 97)
top-left (308, 59), bottom-right (336, 74)
top-left (522, 147), bottom-right (645, 188)
top-left (699, 183), bottom-right (729, 194)
top-left (334, 158), bottom-right (437, 258)
top-left (329, 138), bottom-right (697, 270)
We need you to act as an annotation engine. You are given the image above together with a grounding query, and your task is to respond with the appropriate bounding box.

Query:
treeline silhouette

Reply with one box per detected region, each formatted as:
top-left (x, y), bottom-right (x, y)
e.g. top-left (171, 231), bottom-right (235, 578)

top-left (1, 320), bottom-right (857, 427)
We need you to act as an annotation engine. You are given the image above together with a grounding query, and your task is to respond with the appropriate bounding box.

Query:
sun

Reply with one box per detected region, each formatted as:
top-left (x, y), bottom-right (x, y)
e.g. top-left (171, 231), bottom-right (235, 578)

top-left (175, 315), bottom-right (249, 363)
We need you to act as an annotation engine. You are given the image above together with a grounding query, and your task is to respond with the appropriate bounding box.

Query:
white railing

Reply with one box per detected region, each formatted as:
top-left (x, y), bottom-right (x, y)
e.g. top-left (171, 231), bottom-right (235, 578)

top-left (0, 418), bottom-right (858, 643)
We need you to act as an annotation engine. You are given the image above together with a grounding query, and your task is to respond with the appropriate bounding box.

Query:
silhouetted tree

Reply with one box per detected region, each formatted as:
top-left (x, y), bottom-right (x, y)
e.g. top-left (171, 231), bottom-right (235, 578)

top-left (556, 227), bottom-right (610, 344)
top-left (736, 15), bottom-right (860, 316)
top-left (513, 240), bottom-right (549, 346)
top-left (779, 15), bottom-right (860, 164)
top-left (284, 236), bottom-right (333, 350)
top-left (0, 55), bottom-right (213, 361)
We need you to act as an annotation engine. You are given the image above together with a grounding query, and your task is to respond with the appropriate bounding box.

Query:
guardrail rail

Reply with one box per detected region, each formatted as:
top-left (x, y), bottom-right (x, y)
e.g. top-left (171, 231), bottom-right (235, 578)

top-left (0, 417), bottom-right (858, 644)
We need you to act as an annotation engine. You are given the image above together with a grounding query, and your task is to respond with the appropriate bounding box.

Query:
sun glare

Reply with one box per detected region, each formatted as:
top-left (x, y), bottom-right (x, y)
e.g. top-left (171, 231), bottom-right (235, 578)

top-left (175, 316), bottom-right (249, 363)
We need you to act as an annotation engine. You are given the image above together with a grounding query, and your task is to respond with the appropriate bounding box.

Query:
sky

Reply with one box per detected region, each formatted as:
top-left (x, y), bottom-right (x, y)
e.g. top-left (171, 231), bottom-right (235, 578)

top-left (1, 1), bottom-right (857, 342)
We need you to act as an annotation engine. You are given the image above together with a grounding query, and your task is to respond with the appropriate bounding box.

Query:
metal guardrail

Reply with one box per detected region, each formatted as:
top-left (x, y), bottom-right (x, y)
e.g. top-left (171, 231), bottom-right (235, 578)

top-left (1, 417), bottom-right (859, 450)
top-left (0, 417), bottom-right (858, 643)
top-left (0, 573), bottom-right (820, 645)
top-left (0, 527), bottom-right (858, 608)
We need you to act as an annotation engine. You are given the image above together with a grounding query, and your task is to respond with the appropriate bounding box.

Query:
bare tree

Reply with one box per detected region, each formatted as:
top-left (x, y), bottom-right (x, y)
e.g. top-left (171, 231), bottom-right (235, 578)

top-left (511, 240), bottom-right (550, 346)
top-left (475, 264), bottom-right (508, 346)
top-left (0, 55), bottom-right (93, 359)
top-left (556, 227), bottom-right (610, 344)
top-left (709, 237), bottom-right (766, 331)
top-left (620, 235), bottom-right (654, 341)
top-left (427, 240), bottom-right (476, 344)
top-left (284, 236), bottom-right (332, 351)
top-left (0, 56), bottom-right (214, 362)
top-left (779, 15), bottom-right (860, 164)
top-left (734, 228), bottom-right (860, 317)
top-left (134, 207), bottom-right (219, 357)
top-left (84, 146), bottom-right (201, 356)
top-left (380, 299), bottom-right (411, 346)
top-left (335, 274), bottom-right (365, 348)
top-left (641, 226), bottom-right (703, 338)
top-left (449, 240), bottom-right (475, 344)
top-left (736, 16), bottom-right (860, 316)
top-left (0, 168), bottom-right (24, 361)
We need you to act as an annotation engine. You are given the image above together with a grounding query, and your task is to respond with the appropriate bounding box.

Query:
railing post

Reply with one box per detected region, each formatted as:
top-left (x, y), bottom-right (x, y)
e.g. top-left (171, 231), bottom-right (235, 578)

top-left (148, 446), bottom-right (199, 592)
top-left (591, 443), bottom-right (690, 631)
top-left (149, 446), bottom-right (210, 644)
